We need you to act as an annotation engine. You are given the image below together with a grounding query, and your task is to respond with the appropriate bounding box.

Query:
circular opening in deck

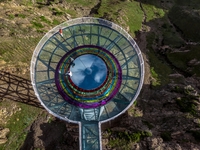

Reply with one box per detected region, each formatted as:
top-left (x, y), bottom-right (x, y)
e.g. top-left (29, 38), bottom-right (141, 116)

top-left (70, 54), bottom-right (107, 90)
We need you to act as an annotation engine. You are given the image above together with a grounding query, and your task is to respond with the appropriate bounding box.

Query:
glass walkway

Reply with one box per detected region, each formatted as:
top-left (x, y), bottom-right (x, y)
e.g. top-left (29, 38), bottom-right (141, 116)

top-left (31, 17), bottom-right (144, 150)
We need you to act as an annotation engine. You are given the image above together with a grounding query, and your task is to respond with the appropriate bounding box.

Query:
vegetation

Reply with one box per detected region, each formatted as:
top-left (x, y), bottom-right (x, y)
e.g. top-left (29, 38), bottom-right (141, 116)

top-left (0, 37), bottom-right (41, 64)
top-left (161, 131), bottom-right (171, 141)
top-left (51, 7), bottom-right (65, 16)
top-left (52, 19), bottom-right (60, 25)
top-left (168, 5), bottom-right (200, 42)
top-left (107, 130), bottom-right (152, 149)
top-left (171, 86), bottom-right (184, 94)
top-left (150, 67), bottom-right (160, 86)
top-left (147, 33), bottom-right (172, 87)
top-left (66, 0), bottom-right (96, 7)
top-left (172, 85), bottom-right (198, 116)
top-left (93, 0), bottom-right (143, 37)
top-left (17, 14), bottom-right (26, 18)
top-left (40, 16), bottom-right (51, 24)
top-left (190, 130), bottom-right (200, 142)
top-left (161, 23), bottom-right (185, 48)
top-left (0, 103), bottom-right (41, 150)
top-left (142, 120), bottom-right (154, 129)
top-left (142, 3), bottom-right (165, 22)
top-left (31, 21), bottom-right (44, 29)
top-left (8, 14), bottom-right (15, 19)
top-left (176, 97), bottom-right (197, 115)
top-left (167, 45), bottom-right (200, 77)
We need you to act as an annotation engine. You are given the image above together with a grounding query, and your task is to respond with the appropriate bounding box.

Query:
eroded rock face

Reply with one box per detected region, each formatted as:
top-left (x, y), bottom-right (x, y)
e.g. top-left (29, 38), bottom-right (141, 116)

top-left (0, 128), bottom-right (10, 144)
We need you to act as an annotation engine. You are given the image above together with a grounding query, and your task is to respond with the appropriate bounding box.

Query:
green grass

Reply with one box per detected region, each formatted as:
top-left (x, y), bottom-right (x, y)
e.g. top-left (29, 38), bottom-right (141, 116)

top-left (107, 130), bottom-right (152, 149)
top-left (123, 2), bottom-right (143, 36)
top-left (146, 33), bottom-right (172, 87)
top-left (93, 0), bottom-right (121, 21)
top-left (176, 97), bottom-right (197, 115)
top-left (18, 14), bottom-right (26, 18)
top-left (52, 19), bottom-right (60, 25)
top-left (142, 120), bottom-right (154, 129)
top-left (52, 8), bottom-right (64, 16)
top-left (36, 0), bottom-right (45, 2)
top-left (65, 9), bottom-right (77, 18)
top-left (40, 16), bottom-right (51, 24)
top-left (65, 0), bottom-right (96, 7)
top-left (0, 103), bottom-right (41, 150)
top-left (171, 86), bottom-right (185, 94)
top-left (167, 45), bottom-right (200, 76)
top-left (172, 85), bottom-right (199, 116)
top-left (150, 67), bottom-right (160, 86)
top-left (36, 15), bottom-right (61, 27)
top-left (31, 21), bottom-right (44, 29)
top-left (8, 14), bottom-right (15, 19)
top-left (142, 3), bottom-right (165, 22)
top-left (94, 0), bottom-right (143, 37)
top-left (0, 37), bottom-right (41, 64)
top-left (16, 0), bottom-right (33, 6)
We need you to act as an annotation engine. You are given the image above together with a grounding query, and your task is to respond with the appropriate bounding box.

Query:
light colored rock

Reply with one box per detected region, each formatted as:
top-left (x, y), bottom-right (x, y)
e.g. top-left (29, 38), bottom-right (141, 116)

top-left (171, 131), bottom-right (182, 136)
top-left (147, 137), bottom-right (163, 149)
top-left (0, 139), bottom-right (8, 145)
top-left (169, 73), bottom-right (184, 78)
top-left (0, 128), bottom-right (9, 139)
top-left (0, 128), bottom-right (10, 144)
top-left (102, 138), bottom-right (109, 145)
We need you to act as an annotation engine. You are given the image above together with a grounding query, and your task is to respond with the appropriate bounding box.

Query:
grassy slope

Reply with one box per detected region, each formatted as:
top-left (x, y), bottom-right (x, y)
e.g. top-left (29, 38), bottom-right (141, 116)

top-left (167, 0), bottom-right (200, 77)
top-left (0, 103), bottom-right (40, 150)
top-left (0, 0), bottom-right (98, 148)
top-left (0, 37), bottom-right (40, 64)
top-left (168, 5), bottom-right (200, 42)
top-left (142, 1), bottom-right (173, 87)
top-left (94, 0), bottom-right (143, 37)
top-left (0, 1), bottom-right (58, 149)
top-left (146, 32), bottom-right (172, 87)
top-left (167, 45), bottom-right (200, 76)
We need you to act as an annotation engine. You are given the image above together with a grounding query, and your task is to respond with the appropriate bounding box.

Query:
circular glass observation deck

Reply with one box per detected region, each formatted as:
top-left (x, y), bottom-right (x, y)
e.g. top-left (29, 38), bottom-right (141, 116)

top-left (31, 17), bottom-right (144, 150)
top-left (31, 17), bottom-right (144, 122)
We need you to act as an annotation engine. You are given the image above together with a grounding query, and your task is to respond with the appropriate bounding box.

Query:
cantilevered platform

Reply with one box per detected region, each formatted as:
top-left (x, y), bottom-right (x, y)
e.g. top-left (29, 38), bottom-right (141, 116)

top-left (31, 17), bottom-right (144, 150)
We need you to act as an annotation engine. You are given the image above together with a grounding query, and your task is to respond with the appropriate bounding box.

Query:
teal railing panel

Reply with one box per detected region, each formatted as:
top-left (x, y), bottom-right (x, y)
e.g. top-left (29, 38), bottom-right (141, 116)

top-left (81, 121), bottom-right (101, 150)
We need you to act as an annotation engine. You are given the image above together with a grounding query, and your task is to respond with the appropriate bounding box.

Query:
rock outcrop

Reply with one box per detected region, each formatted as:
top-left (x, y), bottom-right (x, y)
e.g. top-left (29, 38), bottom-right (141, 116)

top-left (0, 128), bottom-right (10, 144)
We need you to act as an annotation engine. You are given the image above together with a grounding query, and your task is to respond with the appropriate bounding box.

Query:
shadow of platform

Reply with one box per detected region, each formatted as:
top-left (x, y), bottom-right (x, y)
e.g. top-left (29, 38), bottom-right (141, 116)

top-left (0, 71), bottom-right (42, 108)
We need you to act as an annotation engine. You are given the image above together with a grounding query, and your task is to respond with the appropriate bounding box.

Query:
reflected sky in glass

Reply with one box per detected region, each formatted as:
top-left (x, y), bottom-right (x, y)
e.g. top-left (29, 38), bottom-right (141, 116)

top-left (70, 54), bottom-right (107, 90)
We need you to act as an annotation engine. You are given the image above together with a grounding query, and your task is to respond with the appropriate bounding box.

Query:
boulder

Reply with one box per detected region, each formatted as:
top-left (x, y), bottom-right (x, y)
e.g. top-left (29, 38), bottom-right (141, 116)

top-left (0, 128), bottom-right (10, 144)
